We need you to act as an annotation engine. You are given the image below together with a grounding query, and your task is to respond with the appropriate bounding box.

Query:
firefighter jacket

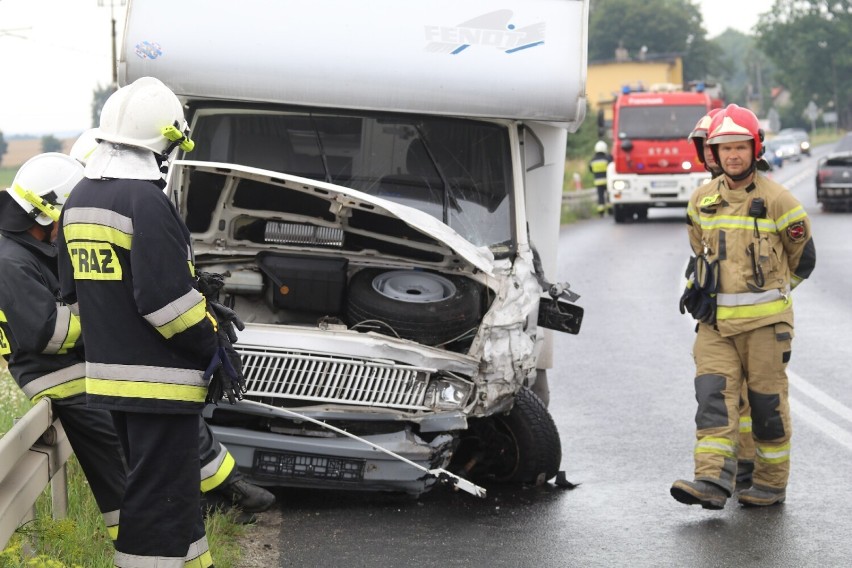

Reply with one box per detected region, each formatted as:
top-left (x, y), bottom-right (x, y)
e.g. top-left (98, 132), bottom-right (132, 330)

top-left (686, 173), bottom-right (816, 337)
top-left (56, 177), bottom-right (219, 414)
top-left (0, 231), bottom-right (86, 403)
top-left (588, 152), bottom-right (611, 188)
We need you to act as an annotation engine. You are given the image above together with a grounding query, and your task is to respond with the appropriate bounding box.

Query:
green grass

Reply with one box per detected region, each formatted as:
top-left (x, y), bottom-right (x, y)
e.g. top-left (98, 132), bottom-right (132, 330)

top-left (0, 369), bottom-right (248, 567)
top-left (0, 167), bottom-right (15, 189)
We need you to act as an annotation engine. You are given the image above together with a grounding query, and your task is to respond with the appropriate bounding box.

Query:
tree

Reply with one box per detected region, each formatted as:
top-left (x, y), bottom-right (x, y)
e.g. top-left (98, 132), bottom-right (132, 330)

top-left (91, 84), bottom-right (117, 128)
top-left (0, 130), bottom-right (7, 167)
top-left (41, 135), bottom-right (63, 153)
top-left (588, 0), bottom-right (722, 82)
top-left (756, 0), bottom-right (852, 129)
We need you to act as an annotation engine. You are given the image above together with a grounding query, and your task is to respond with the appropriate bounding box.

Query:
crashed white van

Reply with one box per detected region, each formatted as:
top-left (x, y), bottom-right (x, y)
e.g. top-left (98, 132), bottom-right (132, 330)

top-left (121, 0), bottom-right (588, 496)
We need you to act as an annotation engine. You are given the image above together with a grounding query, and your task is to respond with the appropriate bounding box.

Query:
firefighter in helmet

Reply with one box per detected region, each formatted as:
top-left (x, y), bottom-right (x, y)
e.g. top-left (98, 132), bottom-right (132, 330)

top-left (69, 129), bottom-right (275, 521)
top-left (588, 140), bottom-right (612, 217)
top-left (56, 76), bottom-right (244, 567)
top-left (0, 153), bottom-right (126, 540)
top-left (687, 108), bottom-right (757, 489)
top-left (672, 104), bottom-right (816, 509)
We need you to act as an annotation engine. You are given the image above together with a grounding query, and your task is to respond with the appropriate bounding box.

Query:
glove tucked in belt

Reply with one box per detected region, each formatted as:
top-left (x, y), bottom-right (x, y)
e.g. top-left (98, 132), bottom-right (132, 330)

top-left (679, 255), bottom-right (719, 325)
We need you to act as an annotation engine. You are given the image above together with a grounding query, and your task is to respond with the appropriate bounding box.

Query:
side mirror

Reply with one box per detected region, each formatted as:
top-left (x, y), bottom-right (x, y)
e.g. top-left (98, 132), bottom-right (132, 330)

top-left (597, 109), bottom-right (606, 138)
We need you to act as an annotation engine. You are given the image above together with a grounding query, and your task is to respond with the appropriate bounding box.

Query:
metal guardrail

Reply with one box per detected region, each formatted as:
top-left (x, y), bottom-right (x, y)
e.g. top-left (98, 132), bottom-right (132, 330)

top-left (0, 398), bottom-right (71, 551)
top-left (562, 188), bottom-right (597, 211)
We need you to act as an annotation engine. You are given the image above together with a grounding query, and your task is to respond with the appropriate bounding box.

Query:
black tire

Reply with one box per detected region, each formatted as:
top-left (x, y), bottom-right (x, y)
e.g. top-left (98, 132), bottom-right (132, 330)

top-left (454, 387), bottom-right (562, 485)
top-left (345, 268), bottom-right (482, 346)
top-left (613, 204), bottom-right (627, 223)
top-left (530, 369), bottom-right (550, 408)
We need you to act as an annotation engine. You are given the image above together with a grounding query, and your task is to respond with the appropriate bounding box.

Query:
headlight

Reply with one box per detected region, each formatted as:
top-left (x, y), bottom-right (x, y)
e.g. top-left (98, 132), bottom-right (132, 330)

top-left (424, 377), bottom-right (472, 410)
top-left (681, 161), bottom-right (693, 170)
top-left (612, 180), bottom-right (630, 191)
top-left (801, 142), bottom-right (810, 151)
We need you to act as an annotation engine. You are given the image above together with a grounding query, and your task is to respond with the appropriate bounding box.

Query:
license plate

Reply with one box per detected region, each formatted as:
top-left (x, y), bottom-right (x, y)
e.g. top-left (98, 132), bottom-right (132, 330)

top-left (651, 180), bottom-right (678, 189)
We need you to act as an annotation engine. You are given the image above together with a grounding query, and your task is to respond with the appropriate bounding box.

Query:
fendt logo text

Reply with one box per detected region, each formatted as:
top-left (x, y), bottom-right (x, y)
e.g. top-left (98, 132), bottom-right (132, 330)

top-left (424, 9), bottom-right (545, 55)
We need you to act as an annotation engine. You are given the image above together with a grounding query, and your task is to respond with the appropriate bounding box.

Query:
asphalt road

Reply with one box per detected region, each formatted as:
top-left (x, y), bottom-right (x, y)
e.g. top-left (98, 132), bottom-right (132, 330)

top-left (246, 143), bottom-right (852, 568)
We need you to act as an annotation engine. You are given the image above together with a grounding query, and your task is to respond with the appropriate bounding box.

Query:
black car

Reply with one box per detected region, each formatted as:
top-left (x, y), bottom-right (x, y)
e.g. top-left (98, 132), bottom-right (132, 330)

top-left (816, 134), bottom-right (852, 212)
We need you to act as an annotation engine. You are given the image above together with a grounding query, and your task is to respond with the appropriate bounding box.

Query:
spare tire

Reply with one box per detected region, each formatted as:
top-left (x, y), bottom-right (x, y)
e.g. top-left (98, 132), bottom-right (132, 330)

top-left (345, 268), bottom-right (482, 346)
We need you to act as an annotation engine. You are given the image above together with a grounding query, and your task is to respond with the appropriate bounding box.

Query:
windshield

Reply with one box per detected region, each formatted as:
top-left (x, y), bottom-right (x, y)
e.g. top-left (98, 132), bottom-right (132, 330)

top-left (189, 110), bottom-right (513, 247)
top-left (618, 105), bottom-right (707, 140)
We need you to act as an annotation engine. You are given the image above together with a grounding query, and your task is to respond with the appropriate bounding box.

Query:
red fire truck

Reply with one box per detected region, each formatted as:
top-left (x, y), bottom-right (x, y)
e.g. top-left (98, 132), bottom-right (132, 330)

top-left (606, 84), bottom-right (717, 223)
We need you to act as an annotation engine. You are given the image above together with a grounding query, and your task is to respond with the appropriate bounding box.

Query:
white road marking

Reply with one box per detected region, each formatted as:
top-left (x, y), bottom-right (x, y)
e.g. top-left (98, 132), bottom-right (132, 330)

top-left (789, 397), bottom-right (852, 452)
top-left (789, 369), bottom-right (852, 451)
top-left (789, 369), bottom-right (852, 425)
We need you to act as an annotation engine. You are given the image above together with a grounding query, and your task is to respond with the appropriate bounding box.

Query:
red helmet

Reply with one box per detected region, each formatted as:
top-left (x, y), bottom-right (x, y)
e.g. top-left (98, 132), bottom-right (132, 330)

top-left (688, 108), bottom-right (722, 164)
top-left (707, 104), bottom-right (763, 159)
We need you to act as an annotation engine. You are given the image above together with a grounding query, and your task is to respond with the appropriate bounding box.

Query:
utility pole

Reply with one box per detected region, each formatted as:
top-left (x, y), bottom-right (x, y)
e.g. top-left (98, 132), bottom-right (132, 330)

top-left (98, 0), bottom-right (126, 87)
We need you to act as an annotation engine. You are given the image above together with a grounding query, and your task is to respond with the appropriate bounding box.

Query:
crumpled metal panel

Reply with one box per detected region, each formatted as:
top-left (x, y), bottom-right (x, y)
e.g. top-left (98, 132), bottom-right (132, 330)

top-left (469, 253), bottom-right (540, 413)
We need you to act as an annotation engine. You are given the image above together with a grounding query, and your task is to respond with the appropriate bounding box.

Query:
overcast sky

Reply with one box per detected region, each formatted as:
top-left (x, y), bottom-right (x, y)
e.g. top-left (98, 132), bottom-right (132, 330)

top-left (0, 0), bottom-right (774, 138)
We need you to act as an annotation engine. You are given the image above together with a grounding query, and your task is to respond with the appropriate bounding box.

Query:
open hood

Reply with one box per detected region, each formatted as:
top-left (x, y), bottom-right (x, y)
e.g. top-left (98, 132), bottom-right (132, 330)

top-left (171, 160), bottom-right (495, 276)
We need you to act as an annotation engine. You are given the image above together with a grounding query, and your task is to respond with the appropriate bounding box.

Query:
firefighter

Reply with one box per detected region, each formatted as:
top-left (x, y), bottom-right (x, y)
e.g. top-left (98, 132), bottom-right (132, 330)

top-left (672, 104), bottom-right (816, 509)
top-left (69, 129), bottom-right (276, 519)
top-left (0, 153), bottom-right (126, 541)
top-left (56, 76), bottom-right (242, 567)
top-left (687, 108), bottom-right (756, 489)
top-left (588, 140), bottom-right (611, 217)
top-left (688, 108), bottom-right (723, 178)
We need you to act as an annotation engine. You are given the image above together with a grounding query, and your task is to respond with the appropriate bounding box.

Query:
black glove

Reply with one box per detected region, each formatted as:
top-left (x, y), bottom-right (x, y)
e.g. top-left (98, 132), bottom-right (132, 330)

top-left (209, 301), bottom-right (245, 344)
top-left (678, 256), bottom-right (718, 325)
top-left (204, 341), bottom-right (246, 405)
top-left (197, 271), bottom-right (226, 302)
top-left (203, 298), bottom-right (247, 405)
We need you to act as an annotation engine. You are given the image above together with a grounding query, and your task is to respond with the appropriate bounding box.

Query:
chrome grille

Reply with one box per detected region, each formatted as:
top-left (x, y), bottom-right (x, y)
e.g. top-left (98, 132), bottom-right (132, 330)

top-left (239, 347), bottom-right (432, 410)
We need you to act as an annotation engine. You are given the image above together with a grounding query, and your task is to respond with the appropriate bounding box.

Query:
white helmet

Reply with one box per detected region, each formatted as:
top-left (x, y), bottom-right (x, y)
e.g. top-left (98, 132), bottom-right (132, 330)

top-left (594, 140), bottom-right (608, 153)
top-left (9, 153), bottom-right (84, 225)
top-left (69, 128), bottom-right (100, 166)
top-left (94, 76), bottom-right (195, 155)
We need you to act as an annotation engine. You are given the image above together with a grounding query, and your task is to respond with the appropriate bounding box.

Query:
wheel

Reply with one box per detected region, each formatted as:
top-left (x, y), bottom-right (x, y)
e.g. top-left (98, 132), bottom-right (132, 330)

top-left (636, 206), bottom-right (649, 220)
top-left (613, 204), bottom-right (627, 223)
top-left (453, 387), bottom-right (562, 485)
top-left (530, 369), bottom-right (550, 408)
top-left (345, 268), bottom-right (482, 346)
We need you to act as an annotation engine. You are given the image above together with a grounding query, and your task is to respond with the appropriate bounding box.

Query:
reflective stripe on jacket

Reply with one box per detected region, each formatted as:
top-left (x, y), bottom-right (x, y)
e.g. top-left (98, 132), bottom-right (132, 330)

top-left (0, 231), bottom-right (87, 403)
top-left (588, 152), bottom-right (611, 188)
top-left (56, 178), bottom-right (219, 414)
top-left (685, 174), bottom-right (816, 337)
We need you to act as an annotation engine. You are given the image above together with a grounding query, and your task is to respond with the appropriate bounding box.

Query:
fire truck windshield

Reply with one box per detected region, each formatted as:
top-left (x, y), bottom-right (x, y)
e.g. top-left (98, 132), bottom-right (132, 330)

top-left (617, 105), bottom-right (707, 140)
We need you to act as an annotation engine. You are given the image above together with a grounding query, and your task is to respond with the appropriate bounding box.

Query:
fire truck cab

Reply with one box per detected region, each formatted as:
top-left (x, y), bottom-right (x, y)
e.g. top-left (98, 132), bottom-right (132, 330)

top-left (606, 84), bottom-right (714, 223)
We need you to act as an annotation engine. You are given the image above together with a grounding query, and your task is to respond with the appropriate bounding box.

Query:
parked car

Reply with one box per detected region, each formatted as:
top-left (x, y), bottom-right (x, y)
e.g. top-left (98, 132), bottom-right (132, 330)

top-left (816, 149), bottom-right (852, 212)
top-left (777, 128), bottom-right (811, 156)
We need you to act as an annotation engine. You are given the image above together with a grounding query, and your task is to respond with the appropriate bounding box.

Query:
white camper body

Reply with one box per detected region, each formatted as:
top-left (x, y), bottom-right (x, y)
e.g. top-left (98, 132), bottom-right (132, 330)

top-left (120, 0), bottom-right (588, 495)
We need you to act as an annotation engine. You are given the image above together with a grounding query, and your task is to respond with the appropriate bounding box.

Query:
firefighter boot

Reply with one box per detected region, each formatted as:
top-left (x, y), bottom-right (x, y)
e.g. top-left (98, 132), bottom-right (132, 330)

top-left (223, 478), bottom-right (277, 513)
top-left (670, 479), bottom-right (728, 510)
top-left (737, 484), bottom-right (786, 507)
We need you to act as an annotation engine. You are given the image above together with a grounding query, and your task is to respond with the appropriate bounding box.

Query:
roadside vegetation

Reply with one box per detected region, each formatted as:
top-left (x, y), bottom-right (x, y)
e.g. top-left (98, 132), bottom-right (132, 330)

top-left (0, 368), bottom-right (248, 568)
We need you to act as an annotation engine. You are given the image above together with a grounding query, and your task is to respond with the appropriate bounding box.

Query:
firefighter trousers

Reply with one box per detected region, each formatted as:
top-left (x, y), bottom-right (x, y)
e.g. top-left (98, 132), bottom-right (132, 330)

top-left (54, 401), bottom-right (126, 539)
top-left (198, 416), bottom-right (238, 494)
top-left (692, 323), bottom-right (792, 496)
top-left (111, 411), bottom-right (213, 568)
